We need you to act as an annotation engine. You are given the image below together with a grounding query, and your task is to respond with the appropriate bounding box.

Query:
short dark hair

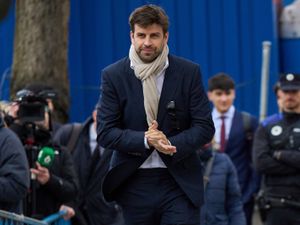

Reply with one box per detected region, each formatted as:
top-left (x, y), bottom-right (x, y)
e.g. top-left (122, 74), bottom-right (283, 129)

top-left (129, 4), bottom-right (169, 34)
top-left (208, 73), bottom-right (235, 91)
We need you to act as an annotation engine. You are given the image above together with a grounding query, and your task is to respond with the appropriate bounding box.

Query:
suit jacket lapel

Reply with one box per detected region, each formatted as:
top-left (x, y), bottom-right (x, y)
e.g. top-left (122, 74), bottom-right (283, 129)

top-left (125, 56), bottom-right (179, 126)
top-left (125, 59), bottom-right (147, 118)
top-left (226, 111), bottom-right (240, 150)
top-left (157, 56), bottom-right (180, 125)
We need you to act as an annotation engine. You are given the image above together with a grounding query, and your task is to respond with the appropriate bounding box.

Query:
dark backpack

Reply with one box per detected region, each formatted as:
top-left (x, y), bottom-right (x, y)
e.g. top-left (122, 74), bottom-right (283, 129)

top-left (241, 111), bottom-right (254, 141)
top-left (66, 123), bottom-right (83, 153)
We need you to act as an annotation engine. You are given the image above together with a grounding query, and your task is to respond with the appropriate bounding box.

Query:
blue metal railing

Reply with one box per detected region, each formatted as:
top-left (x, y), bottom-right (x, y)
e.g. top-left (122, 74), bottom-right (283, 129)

top-left (0, 210), bottom-right (70, 225)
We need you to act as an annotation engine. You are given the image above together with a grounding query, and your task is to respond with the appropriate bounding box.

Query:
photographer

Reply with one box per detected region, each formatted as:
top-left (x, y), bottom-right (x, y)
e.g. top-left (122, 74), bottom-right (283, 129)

top-left (7, 86), bottom-right (79, 219)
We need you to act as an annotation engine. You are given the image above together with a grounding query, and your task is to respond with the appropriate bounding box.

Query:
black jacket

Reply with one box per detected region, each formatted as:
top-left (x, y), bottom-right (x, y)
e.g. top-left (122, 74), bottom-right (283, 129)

top-left (0, 117), bottom-right (29, 213)
top-left (9, 122), bottom-right (79, 218)
top-left (98, 55), bottom-right (214, 207)
top-left (34, 144), bottom-right (79, 218)
top-left (253, 112), bottom-right (300, 198)
top-left (54, 117), bottom-right (124, 225)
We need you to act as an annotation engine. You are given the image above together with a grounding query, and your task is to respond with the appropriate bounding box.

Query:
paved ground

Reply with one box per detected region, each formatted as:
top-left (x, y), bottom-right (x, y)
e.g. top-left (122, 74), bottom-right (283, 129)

top-left (253, 207), bottom-right (263, 225)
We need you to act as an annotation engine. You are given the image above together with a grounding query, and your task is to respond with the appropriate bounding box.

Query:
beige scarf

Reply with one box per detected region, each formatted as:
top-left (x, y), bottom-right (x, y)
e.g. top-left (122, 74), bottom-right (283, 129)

top-left (129, 44), bottom-right (169, 125)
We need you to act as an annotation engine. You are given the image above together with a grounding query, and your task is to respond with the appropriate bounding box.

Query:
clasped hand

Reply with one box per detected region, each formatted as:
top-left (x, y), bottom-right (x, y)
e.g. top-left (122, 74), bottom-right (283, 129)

top-left (145, 120), bottom-right (176, 155)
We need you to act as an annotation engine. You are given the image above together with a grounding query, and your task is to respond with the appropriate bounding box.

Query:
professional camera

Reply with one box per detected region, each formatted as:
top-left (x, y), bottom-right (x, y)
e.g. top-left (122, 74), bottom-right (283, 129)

top-left (15, 88), bottom-right (57, 123)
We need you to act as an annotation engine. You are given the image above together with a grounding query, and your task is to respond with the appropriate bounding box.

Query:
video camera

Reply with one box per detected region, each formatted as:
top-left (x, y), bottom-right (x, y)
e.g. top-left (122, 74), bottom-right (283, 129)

top-left (15, 88), bottom-right (57, 123)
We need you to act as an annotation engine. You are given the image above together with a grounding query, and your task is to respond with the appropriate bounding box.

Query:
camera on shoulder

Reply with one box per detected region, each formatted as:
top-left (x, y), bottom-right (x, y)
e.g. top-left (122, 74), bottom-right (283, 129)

top-left (15, 88), bottom-right (56, 123)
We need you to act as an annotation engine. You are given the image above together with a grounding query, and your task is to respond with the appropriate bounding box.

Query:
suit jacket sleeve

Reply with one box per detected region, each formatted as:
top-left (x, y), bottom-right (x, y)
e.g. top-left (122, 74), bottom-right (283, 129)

top-left (168, 65), bottom-right (215, 162)
top-left (97, 68), bottom-right (147, 155)
top-left (253, 124), bottom-right (299, 174)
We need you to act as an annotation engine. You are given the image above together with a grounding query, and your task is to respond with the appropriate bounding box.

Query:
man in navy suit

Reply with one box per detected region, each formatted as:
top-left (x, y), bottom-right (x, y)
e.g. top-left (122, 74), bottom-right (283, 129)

top-left (207, 73), bottom-right (260, 225)
top-left (97, 4), bottom-right (215, 225)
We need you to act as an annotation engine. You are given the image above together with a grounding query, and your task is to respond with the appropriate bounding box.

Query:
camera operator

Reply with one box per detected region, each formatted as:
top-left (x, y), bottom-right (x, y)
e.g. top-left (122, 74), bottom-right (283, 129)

top-left (7, 87), bottom-right (79, 219)
top-left (253, 73), bottom-right (300, 225)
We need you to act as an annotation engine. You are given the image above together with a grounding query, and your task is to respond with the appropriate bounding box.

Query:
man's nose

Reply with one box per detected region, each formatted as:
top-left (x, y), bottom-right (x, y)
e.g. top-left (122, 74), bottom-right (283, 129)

top-left (144, 36), bottom-right (152, 46)
top-left (220, 94), bottom-right (228, 101)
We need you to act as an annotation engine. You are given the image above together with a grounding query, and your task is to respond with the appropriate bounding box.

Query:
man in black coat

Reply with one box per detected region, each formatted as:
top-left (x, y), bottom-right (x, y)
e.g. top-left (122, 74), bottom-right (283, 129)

top-left (54, 109), bottom-right (124, 225)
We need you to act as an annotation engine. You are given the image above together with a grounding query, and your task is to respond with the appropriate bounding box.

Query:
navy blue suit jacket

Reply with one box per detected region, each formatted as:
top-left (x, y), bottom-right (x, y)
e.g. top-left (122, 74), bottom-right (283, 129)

top-left (97, 54), bottom-right (215, 207)
top-left (225, 110), bottom-right (260, 203)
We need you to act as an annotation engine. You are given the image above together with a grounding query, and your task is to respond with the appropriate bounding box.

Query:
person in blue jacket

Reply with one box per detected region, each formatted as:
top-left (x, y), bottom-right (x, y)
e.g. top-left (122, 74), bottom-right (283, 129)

top-left (198, 146), bottom-right (246, 225)
top-left (0, 115), bottom-right (29, 213)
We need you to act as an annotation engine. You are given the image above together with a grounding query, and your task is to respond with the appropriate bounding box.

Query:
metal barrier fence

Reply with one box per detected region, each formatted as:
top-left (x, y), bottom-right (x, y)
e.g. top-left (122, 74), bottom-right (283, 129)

top-left (0, 209), bottom-right (70, 225)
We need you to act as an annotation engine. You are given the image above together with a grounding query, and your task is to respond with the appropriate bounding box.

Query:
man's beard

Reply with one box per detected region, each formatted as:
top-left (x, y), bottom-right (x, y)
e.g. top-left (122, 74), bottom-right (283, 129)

top-left (137, 44), bottom-right (164, 63)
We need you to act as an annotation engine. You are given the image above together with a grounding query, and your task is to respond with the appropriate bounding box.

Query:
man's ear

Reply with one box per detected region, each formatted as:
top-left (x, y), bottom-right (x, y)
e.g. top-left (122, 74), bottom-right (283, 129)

top-left (130, 31), bottom-right (134, 44)
top-left (207, 91), bottom-right (212, 101)
top-left (232, 89), bottom-right (236, 100)
top-left (164, 32), bottom-right (169, 44)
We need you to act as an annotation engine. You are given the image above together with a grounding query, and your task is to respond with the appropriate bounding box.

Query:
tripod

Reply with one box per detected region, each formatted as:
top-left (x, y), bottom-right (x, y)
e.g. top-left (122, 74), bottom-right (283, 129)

top-left (22, 122), bottom-right (41, 217)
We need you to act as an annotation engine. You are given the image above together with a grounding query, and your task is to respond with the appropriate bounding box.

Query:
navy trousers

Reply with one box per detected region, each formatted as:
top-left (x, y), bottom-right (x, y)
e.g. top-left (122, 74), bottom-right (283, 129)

top-left (115, 168), bottom-right (200, 225)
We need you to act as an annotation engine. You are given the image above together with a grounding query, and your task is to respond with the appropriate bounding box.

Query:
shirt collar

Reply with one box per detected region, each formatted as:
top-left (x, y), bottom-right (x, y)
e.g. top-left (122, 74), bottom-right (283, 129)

top-left (212, 105), bottom-right (235, 120)
top-left (89, 123), bottom-right (97, 141)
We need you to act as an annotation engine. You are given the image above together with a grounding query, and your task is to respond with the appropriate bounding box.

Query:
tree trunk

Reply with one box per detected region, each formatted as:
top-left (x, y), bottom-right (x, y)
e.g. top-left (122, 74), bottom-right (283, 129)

top-left (11, 0), bottom-right (70, 123)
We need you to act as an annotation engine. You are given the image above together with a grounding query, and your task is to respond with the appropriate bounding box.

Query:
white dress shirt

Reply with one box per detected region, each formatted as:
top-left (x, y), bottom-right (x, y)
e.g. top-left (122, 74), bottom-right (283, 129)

top-left (131, 60), bottom-right (169, 168)
top-left (211, 105), bottom-right (235, 147)
top-left (89, 123), bottom-right (104, 156)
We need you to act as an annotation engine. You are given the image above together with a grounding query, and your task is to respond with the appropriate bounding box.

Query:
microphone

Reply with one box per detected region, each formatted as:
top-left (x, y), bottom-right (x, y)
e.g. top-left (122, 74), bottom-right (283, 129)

top-left (166, 101), bottom-right (175, 110)
top-left (166, 100), bottom-right (180, 130)
top-left (37, 146), bottom-right (55, 167)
